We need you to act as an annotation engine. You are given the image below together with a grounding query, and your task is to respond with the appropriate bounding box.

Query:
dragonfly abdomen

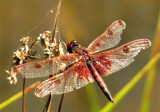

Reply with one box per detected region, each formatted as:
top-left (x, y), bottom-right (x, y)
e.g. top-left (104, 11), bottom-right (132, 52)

top-left (87, 61), bottom-right (114, 104)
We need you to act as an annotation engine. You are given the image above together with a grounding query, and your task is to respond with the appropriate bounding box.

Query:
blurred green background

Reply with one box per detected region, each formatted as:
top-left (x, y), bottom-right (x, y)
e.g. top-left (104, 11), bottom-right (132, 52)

top-left (0, 0), bottom-right (159, 112)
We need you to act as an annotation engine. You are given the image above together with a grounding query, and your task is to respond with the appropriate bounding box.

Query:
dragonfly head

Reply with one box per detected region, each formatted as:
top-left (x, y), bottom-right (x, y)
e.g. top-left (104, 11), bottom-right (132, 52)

top-left (67, 40), bottom-right (80, 53)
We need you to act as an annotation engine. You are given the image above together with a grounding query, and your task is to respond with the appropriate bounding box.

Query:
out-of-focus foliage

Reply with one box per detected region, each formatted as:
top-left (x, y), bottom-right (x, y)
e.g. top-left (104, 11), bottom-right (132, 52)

top-left (0, 0), bottom-right (159, 112)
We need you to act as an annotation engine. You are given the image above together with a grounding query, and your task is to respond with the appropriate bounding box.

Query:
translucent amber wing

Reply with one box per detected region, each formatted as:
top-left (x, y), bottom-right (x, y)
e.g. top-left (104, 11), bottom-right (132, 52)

top-left (10, 54), bottom-right (82, 78)
top-left (87, 20), bottom-right (126, 54)
top-left (91, 38), bottom-right (151, 76)
top-left (35, 60), bottom-right (94, 97)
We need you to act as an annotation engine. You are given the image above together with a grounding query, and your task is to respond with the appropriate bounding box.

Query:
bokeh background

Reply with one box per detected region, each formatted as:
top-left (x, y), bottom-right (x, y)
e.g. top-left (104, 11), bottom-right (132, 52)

top-left (0, 0), bottom-right (159, 112)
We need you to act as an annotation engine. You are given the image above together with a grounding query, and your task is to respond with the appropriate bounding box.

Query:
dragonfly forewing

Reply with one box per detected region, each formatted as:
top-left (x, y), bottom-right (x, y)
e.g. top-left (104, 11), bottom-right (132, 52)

top-left (10, 54), bottom-right (82, 83)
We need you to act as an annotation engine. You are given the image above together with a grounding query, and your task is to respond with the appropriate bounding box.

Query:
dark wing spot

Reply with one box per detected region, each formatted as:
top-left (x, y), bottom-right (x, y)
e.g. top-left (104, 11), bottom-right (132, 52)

top-left (45, 60), bottom-right (49, 64)
top-left (35, 87), bottom-right (41, 94)
top-left (118, 20), bottom-right (123, 25)
top-left (34, 63), bottom-right (42, 69)
top-left (123, 45), bottom-right (130, 53)
top-left (96, 42), bottom-right (101, 47)
top-left (108, 29), bottom-right (113, 36)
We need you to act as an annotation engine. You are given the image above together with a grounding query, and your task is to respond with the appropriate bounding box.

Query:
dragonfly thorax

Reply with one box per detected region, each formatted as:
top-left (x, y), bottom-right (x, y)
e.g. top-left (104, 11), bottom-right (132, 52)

top-left (66, 40), bottom-right (91, 61)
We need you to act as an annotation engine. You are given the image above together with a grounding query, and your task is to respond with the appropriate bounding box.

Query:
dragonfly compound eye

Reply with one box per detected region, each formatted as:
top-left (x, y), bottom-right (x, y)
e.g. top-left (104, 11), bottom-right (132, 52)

top-left (67, 40), bottom-right (79, 53)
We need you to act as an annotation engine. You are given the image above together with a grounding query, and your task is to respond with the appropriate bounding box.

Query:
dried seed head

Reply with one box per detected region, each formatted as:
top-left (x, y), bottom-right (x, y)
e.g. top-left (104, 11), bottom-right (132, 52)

top-left (20, 36), bottom-right (29, 45)
top-left (6, 70), bottom-right (17, 84)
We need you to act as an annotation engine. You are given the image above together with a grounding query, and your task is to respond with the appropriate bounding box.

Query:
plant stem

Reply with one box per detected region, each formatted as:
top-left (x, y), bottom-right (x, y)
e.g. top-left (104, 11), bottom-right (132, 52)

top-left (100, 53), bottom-right (160, 112)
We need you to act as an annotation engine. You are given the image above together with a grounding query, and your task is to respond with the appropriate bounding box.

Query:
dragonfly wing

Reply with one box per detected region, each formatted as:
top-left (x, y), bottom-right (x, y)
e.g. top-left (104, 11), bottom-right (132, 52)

top-left (91, 38), bottom-right (151, 76)
top-left (10, 54), bottom-right (82, 78)
top-left (87, 20), bottom-right (126, 54)
top-left (35, 60), bottom-right (94, 97)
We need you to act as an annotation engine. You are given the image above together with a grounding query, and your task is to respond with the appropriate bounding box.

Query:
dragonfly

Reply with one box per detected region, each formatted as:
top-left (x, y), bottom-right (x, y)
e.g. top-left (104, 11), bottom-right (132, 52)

top-left (9, 20), bottom-right (151, 103)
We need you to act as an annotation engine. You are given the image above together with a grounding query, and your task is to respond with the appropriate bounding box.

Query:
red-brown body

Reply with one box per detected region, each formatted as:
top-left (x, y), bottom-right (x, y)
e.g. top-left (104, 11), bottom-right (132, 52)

top-left (8, 20), bottom-right (151, 103)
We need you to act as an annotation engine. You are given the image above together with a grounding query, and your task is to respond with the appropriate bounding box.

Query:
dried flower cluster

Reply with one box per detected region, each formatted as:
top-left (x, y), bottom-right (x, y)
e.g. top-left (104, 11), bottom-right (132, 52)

top-left (6, 30), bottom-right (66, 84)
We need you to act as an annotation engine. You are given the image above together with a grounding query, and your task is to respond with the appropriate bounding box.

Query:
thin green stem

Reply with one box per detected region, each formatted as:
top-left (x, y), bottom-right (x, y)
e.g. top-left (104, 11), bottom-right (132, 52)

top-left (85, 84), bottom-right (101, 112)
top-left (140, 10), bottom-right (160, 112)
top-left (100, 53), bottom-right (160, 112)
top-left (0, 81), bottom-right (40, 110)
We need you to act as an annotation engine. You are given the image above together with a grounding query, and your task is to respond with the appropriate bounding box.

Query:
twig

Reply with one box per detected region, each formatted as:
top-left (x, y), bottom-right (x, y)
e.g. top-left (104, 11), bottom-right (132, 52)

top-left (51, 0), bottom-right (62, 43)
top-left (44, 0), bottom-right (63, 112)
top-left (22, 77), bottom-right (26, 112)
top-left (58, 94), bottom-right (65, 112)
top-left (43, 95), bottom-right (52, 112)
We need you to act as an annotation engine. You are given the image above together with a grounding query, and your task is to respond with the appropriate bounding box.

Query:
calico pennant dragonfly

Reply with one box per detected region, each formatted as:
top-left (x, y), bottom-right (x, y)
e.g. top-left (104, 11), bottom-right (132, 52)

top-left (8, 20), bottom-right (151, 103)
